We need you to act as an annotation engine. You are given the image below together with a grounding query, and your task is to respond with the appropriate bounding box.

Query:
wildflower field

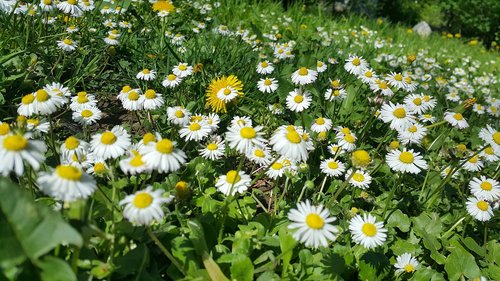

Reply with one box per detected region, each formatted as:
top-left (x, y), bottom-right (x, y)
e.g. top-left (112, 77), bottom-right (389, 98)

top-left (0, 0), bottom-right (499, 280)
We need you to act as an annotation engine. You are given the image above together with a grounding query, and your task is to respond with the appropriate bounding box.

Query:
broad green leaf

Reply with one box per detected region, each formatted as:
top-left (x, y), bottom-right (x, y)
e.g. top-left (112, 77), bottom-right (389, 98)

top-left (230, 254), bottom-right (254, 281)
top-left (387, 209), bottom-right (411, 232)
top-left (444, 247), bottom-right (481, 281)
top-left (38, 256), bottom-right (76, 281)
top-left (279, 227), bottom-right (297, 277)
top-left (0, 178), bottom-right (82, 268)
top-left (409, 267), bottom-right (446, 281)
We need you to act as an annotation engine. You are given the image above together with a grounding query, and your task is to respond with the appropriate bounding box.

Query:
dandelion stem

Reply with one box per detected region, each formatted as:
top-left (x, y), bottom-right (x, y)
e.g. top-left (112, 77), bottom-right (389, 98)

top-left (146, 227), bottom-right (185, 275)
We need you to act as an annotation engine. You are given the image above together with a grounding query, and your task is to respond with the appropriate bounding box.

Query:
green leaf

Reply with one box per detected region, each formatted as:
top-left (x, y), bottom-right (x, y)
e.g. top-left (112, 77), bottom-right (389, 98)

top-left (409, 267), bottom-right (446, 281)
top-left (279, 227), bottom-right (297, 277)
top-left (444, 247), bottom-right (481, 281)
top-left (230, 254), bottom-right (254, 281)
top-left (387, 210), bottom-right (411, 232)
top-left (38, 256), bottom-right (76, 281)
top-left (0, 178), bottom-right (82, 268)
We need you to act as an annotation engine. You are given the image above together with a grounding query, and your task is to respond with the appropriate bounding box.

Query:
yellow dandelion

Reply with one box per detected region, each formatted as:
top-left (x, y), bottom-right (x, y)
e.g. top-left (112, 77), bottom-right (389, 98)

top-left (205, 75), bottom-right (244, 113)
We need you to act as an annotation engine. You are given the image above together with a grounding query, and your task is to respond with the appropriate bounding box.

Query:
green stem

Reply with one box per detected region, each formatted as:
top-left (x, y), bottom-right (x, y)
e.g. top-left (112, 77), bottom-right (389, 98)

top-left (316, 176), bottom-right (328, 201)
top-left (330, 171), bottom-right (355, 204)
top-left (383, 175), bottom-right (401, 218)
top-left (146, 227), bottom-right (185, 275)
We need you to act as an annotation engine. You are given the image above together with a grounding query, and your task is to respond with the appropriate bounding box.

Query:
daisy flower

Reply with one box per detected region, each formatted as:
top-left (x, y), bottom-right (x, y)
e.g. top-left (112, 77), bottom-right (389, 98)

top-left (18, 93), bottom-right (37, 117)
top-left (72, 106), bottom-right (102, 125)
top-left (344, 55), bottom-right (367, 76)
top-left (287, 200), bottom-right (339, 248)
top-left (379, 102), bottom-right (415, 130)
top-left (346, 169), bottom-right (372, 189)
top-left (479, 125), bottom-right (499, 149)
top-left (291, 67), bottom-right (317, 85)
top-left (469, 176), bottom-right (500, 201)
top-left (136, 69), bottom-right (156, 81)
top-left (142, 89), bottom-right (164, 110)
top-left (444, 112), bottom-right (468, 129)
top-left (466, 197), bottom-right (493, 221)
top-left (418, 114), bottom-right (436, 123)
top-left (257, 78), bottom-right (278, 93)
top-left (336, 133), bottom-right (357, 152)
top-left (462, 155), bottom-right (483, 172)
top-left (320, 158), bottom-right (345, 177)
top-left (286, 89), bottom-right (312, 112)
top-left (404, 94), bottom-right (426, 115)
top-left (311, 117), bottom-right (332, 133)
top-left (37, 164), bottom-right (96, 202)
top-left (246, 146), bottom-right (272, 166)
top-left (179, 121), bottom-right (211, 142)
top-left (370, 80), bottom-right (394, 97)
top-left (57, 38), bottom-right (78, 52)
top-left (57, 0), bottom-right (83, 17)
top-left (205, 75), bottom-right (243, 113)
top-left (349, 213), bottom-right (387, 249)
top-left (167, 106), bottom-right (191, 126)
top-left (104, 34), bottom-right (119, 45)
top-left (325, 88), bottom-right (347, 101)
top-left (359, 68), bottom-right (378, 84)
top-left (119, 151), bottom-right (149, 175)
top-left (386, 149), bottom-right (428, 174)
top-left (120, 186), bottom-right (173, 226)
top-left (256, 61), bottom-right (274, 74)
top-left (87, 160), bottom-right (108, 176)
top-left (70, 91), bottom-right (97, 111)
top-left (226, 124), bottom-right (266, 155)
top-left (33, 89), bottom-right (66, 115)
top-left (270, 125), bottom-right (314, 162)
top-left (397, 123), bottom-right (427, 145)
top-left (199, 136), bottom-right (225, 160)
top-left (481, 146), bottom-right (499, 162)
top-left (141, 138), bottom-right (186, 173)
top-left (172, 63), bottom-right (193, 78)
top-left (0, 133), bottom-right (46, 176)
top-left (162, 73), bottom-right (182, 88)
top-left (44, 82), bottom-right (71, 97)
top-left (394, 253), bottom-right (419, 274)
top-left (121, 90), bottom-right (144, 111)
top-left (90, 125), bottom-right (131, 160)
top-left (60, 136), bottom-right (88, 159)
top-left (316, 61), bottom-right (327, 73)
top-left (215, 170), bottom-right (251, 196)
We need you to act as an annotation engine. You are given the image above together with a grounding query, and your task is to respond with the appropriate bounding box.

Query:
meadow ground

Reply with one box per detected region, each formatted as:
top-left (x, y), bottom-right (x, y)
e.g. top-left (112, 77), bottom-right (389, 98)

top-left (0, 0), bottom-right (499, 280)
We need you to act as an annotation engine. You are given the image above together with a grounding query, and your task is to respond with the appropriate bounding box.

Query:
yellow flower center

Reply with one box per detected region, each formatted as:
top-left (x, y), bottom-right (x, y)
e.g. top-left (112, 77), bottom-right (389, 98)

top-left (128, 91), bottom-right (139, 101)
top-left (143, 133), bottom-right (156, 144)
top-left (264, 79), bottom-right (272, 86)
top-left (65, 136), bottom-right (80, 150)
top-left (254, 149), bottom-right (265, 158)
top-left (394, 74), bottom-right (403, 81)
top-left (379, 81), bottom-right (388, 89)
top-left (393, 108), bottom-right (406, 118)
top-left (316, 118), bottom-right (325, 125)
top-left (94, 162), bottom-right (106, 173)
top-left (145, 89), bottom-right (156, 99)
top-left (225, 170), bottom-right (241, 184)
top-left (365, 71), bottom-right (372, 78)
top-left (67, 0), bottom-right (77, 5)
top-left (480, 182), bottom-right (492, 191)
top-left (344, 134), bottom-right (355, 144)
top-left (352, 58), bottom-right (360, 66)
top-left (100, 132), bottom-right (117, 145)
top-left (142, 69), bottom-right (150, 74)
top-left (44, 0), bottom-right (52, 4)
top-left (261, 62), bottom-right (268, 67)
top-left (317, 61), bottom-right (323, 67)
top-left (77, 94), bottom-right (88, 103)
top-left (0, 123), bottom-right (10, 135)
top-left (178, 64), bottom-right (187, 71)
top-left (456, 144), bottom-right (467, 152)
top-left (390, 141), bottom-right (399, 149)
top-left (3, 135), bottom-right (28, 151)
top-left (413, 98), bottom-right (422, 106)
top-left (272, 162), bottom-right (283, 170)
top-left (399, 152), bottom-right (414, 164)
top-left (469, 156), bottom-right (478, 164)
top-left (361, 223), bottom-right (377, 237)
top-left (286, 130), bottom-right (301, 144)
top-left (207, 143), bottom-right (218, 150)
top-left (189, 123), bottom-right (201, 131)
top-left (22, 94), bottom-right (35, 104)
top-left (485, 147), bottom-right (494, 155)
top-left (56, 165), bottom-right (82, 181)
top-left (352, 172), bottom-right (365, 182)
top-left (130, 155), bottom-right (144, 167)
top-left (492, 132), bottom-right (500, 145)
top-left (298, 67), bottom-right (309, 76)
top-left (223, 88), bottom-right (231, 95)
top-left (81, 110), bottom-right (93, 117)
top-left (453, 113), bottom-right (463, 120)
top-left (305, 213), bottom-right (324, 229)
top-left (327, 161), bottom-right (338, 169)
top-left (333, 90), bottom-right (340, 96)
top-left (174, 110), bottom-right (184, 118)
top-left (36, 89), bottom-right (50, 102)
top-left (294, 95), bottom-right (304, 103)
top-left (404, 264), bottom-right (415, 273)
top-left (423, 95), bottom-right (431, 102)
top-left (156, 139), bottom-right (174, 154)
top-left (476, 201), bottom-right (489, 211)
top-left (133, 192), bottom-right (153, 209)
top-left (122, 85), bottom-right (132, 93)
top-left (240, 127), bottom-right (256, 139)
top-left (352, 150), bottom-right (371, 167)
top-left (63, 38), bottom-right (73, 45)
top-left (408, 126), bottom-right (417, 133)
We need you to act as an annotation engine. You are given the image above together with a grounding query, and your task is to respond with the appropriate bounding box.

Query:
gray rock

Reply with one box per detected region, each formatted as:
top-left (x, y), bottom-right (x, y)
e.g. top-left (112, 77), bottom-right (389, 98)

top-left (413, 21), bottom-right (432, 37)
